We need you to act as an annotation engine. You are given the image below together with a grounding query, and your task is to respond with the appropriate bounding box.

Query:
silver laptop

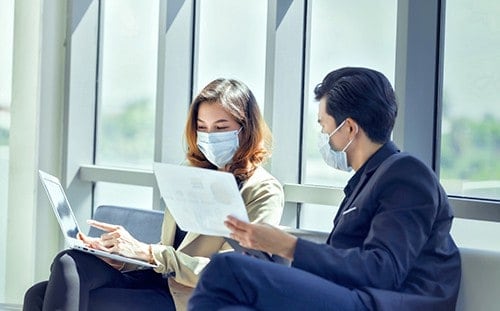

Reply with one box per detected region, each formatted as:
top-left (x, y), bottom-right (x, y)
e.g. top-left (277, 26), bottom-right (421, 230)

top-left (38, 170), bottom-right (157, 268)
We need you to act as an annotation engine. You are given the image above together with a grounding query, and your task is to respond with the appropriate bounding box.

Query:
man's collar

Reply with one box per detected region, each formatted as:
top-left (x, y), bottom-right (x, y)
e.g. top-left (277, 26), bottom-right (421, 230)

top-left (363, 141), bottom-right (400, 175)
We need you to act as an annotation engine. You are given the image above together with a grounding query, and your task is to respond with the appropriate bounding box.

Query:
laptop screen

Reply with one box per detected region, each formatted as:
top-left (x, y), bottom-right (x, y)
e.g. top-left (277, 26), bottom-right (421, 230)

top-left (41, 176), bottom-right (80, 239)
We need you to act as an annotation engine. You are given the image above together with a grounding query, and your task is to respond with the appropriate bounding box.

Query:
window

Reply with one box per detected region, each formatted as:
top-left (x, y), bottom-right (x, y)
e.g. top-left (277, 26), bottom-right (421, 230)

top-left (0, 0), bottom-right (14, 300)
top-left (301, 0), bottom-right (397, 231)
top-left (93, 0), bottom-right (159, 210)
top-left (195, 0), bottom-right (267, 108)
top-left (441, 0), bottom-right (500, 201)
top-left (96, 0), bottom-right (159, 169)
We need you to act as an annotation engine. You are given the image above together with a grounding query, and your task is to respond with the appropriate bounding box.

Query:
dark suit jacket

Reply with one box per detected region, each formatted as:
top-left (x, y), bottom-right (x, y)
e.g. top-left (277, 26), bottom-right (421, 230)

top-left (292, 142), bottom-right (461, 311)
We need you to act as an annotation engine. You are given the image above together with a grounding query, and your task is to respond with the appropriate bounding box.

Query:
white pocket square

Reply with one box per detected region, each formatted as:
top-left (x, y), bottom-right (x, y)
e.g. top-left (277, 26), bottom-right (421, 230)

top-left (342, 206), bottom-right (358, 215)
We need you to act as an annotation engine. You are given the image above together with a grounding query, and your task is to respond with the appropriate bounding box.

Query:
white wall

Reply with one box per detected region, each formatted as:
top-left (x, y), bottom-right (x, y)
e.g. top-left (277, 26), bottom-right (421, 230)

top-left (0, 147), bottom-right (8, 302)
top-left (4, 0), bottom-right (66, 304)
top-left (0, 0), bottom-right (15, 302)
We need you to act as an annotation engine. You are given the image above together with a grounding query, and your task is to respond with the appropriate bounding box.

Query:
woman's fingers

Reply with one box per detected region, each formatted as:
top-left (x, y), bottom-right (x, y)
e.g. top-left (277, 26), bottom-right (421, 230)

top-left (87, 219), bottom-right (121, 232)
top-left (77, 232), bottom-right (89, 242)
top-left (100, 231), bottom-right (121, 241)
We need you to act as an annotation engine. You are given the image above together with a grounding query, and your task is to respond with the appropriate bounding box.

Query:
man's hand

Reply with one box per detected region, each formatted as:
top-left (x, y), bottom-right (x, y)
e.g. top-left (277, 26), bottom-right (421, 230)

top-left (224, 216), bottom-right (297, 261)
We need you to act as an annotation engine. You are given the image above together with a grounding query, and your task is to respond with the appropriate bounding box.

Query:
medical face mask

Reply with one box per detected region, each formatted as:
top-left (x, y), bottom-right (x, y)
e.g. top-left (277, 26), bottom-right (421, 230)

top-left (197, 128), bottom-right (241, 168)
top-left (317, 120), bottom-right (356, 172)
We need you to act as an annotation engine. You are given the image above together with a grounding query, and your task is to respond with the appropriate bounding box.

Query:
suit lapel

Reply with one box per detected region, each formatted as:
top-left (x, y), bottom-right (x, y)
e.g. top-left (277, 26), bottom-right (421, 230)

top-left (339, 172), bottom-right (370, 213)
top-left (338, 142), bottom-right (400, 215)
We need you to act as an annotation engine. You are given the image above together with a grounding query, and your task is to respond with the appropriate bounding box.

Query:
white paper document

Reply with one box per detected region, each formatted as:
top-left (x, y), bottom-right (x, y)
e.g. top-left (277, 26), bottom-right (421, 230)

top-left (153, 162), bottom-right (249, 237)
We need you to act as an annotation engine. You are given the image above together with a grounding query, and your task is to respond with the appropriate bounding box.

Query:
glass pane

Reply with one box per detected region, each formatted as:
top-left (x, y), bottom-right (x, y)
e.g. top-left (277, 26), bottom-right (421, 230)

top-left (0, 0), bottom-right (14, 300)
top-left (196, 0), bottom-right (267, 109)
top-left (441, 1), bottom-right (500, 201)
top-left (301, 0), bottom-right (397, 231)
top-left (94, 182), bottom-right (153, 211)
top-left (96, 0), bottom-right (159, 169)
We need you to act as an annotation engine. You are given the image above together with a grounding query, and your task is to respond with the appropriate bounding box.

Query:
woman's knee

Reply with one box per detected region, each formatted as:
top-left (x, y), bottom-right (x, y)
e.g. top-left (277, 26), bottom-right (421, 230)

top-left (49, 249), bottom-right (80, 271)
top-left (50, 249), bottom-right (100, 272)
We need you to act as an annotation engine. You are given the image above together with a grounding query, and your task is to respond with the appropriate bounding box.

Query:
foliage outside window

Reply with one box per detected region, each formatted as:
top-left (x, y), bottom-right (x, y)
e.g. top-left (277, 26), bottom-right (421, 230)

top-left (441, 0), bottom-right (500, 201)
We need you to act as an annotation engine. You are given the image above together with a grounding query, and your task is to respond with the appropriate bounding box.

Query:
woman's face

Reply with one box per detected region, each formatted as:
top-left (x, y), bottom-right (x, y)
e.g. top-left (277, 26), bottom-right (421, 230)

top-left (197, 101), bottom-right (240, 133)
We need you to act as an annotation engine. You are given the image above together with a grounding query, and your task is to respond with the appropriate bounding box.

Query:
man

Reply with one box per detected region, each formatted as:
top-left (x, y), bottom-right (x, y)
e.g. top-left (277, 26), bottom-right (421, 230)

top-left (188, 67), bottom-right (461, 311)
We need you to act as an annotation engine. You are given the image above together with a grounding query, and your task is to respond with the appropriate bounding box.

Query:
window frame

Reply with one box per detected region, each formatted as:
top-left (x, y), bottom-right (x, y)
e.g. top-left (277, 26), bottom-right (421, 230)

top-left (66, 0), bottom-right (500, 227)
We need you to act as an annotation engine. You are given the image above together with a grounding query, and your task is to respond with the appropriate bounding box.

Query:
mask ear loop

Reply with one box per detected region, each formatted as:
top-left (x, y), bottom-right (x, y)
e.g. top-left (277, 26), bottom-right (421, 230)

top-left (328, 120), bottom-right (347, 138)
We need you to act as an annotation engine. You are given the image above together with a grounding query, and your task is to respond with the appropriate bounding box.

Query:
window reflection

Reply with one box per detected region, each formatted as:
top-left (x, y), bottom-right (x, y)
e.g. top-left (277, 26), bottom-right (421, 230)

top-left (441, 0), bottom-right (500, 201)
top-left (96, 0), bottom-right (159, 169)
top-left (94, 0), bottom-right (160, 210)
top-left (302, 0), bottom-right (397, 231)
top-left (94, 182), bottom-right (153, 212)
top-left (196, 0), bottom-right (267, 110)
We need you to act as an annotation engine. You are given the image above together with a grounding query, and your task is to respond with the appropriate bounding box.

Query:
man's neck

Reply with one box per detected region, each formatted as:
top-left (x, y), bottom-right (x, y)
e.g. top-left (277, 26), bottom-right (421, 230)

top-left (349, 135), bottom-right (383, 171)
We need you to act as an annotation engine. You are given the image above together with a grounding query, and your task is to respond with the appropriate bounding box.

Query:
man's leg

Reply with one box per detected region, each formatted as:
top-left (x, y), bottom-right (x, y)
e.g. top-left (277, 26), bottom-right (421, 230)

top-left (189, 252), bottom-right (368, 311)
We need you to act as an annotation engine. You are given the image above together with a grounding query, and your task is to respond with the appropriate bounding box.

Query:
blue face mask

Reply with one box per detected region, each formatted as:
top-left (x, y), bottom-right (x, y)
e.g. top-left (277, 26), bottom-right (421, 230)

top-left (197, 128), bottom-right (242, 168)
top-left (318, 120), bottom-right (357, 172)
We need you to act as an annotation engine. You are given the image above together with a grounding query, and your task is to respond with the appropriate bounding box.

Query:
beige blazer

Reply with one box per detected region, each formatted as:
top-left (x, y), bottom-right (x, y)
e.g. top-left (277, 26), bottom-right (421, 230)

top-left (150, 166), bottom-right (284, 310)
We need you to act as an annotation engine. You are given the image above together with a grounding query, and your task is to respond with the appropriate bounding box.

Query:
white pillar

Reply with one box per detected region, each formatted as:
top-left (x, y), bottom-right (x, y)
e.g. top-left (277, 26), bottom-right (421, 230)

top-left (5, 0), bottom-right (66, 304)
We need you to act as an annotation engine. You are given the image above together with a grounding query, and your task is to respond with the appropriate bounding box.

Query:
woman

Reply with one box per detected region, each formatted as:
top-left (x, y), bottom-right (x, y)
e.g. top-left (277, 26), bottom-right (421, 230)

top-left (23, 78), bottom-right (284, 311)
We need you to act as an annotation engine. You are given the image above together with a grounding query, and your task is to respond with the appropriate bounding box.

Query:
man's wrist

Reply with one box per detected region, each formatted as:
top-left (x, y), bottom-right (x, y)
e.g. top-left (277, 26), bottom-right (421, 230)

top-left (281, 234), bottom-right (298, 261)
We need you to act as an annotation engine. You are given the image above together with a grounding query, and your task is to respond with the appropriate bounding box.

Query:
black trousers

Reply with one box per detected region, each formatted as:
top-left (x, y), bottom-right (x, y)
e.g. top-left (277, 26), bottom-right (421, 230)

top-left (23, 249), bottom-right (175, 311)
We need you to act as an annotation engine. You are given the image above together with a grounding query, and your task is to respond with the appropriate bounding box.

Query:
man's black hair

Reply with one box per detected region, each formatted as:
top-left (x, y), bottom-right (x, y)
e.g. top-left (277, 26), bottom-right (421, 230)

top-left (314, 67), bottom-right (397, 143)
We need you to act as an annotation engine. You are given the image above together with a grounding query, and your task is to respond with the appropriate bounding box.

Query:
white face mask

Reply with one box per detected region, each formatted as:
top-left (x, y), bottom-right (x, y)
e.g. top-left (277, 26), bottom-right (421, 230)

top-left (318, 120), bottom-right (357, 172)
top-left (197, 128), bottom-right (242, 168)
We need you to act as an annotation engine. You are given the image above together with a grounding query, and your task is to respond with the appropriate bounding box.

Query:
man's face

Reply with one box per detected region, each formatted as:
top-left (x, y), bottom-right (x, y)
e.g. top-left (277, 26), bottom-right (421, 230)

top-left (317, 98), bottom-right (337, 136)
top-left (317, 97), bottom-right (351, 152)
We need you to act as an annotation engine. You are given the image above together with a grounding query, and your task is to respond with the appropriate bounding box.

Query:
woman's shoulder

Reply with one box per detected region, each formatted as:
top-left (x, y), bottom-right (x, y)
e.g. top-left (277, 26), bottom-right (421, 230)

top-left (248, 166), bottom-right (279, 183)
top-left (241, 166), bottom-right (282, 191)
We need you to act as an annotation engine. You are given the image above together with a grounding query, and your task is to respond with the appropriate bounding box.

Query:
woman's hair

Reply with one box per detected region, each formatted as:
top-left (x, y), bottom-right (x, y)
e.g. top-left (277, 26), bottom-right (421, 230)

top-left (185, 78), bottom-right (272, 182)
top-left (314, 67), bottom-right (398, 144)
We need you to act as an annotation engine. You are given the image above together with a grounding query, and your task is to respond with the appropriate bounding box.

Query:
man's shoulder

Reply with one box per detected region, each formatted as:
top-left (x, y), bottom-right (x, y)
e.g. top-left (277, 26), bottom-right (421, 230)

top-left (381, 152), bottom-right (431, 172)
top-left (375, 152), bottom-right (439, 186)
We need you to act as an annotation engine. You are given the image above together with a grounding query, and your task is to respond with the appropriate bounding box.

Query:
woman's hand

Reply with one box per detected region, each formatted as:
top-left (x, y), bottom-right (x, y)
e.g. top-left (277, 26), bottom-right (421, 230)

top-left (224, 216), bottom-right (297, 261)
top-left (77, 231), bottom-right (99, 247)
top-left (85, 220), bottom-right (152, 263)
top-left (77, 231), bottom-right (126, 270)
